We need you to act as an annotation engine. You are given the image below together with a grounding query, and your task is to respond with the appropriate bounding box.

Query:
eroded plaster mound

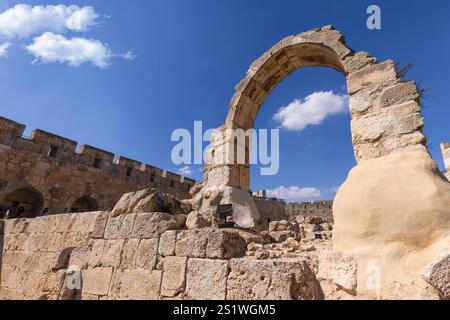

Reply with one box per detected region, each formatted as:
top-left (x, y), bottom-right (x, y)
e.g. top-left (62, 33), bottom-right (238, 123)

top-left (198, 25), bottom-right (450, 299)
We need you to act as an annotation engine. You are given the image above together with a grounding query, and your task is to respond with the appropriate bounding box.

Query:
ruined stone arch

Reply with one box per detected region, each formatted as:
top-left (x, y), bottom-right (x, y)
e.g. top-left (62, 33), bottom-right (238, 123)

top-left (2, 186), bottom-right (44, 218)
top-left (204, 25), bottom-right (426, 191)
top-left (198, 26), bottom-right (450, 298)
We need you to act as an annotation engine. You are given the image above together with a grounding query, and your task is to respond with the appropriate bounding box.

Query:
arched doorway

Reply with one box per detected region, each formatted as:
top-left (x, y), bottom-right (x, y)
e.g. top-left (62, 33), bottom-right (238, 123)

top-left (2, 187), bottom-right (44, 218)
top-left (70, 196), bottom-right (98, 213)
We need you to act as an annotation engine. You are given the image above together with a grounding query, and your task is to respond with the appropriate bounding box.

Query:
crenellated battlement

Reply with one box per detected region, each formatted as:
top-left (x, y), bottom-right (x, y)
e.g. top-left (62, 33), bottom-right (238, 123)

top-left (0, 115), bottom-right (195, 187)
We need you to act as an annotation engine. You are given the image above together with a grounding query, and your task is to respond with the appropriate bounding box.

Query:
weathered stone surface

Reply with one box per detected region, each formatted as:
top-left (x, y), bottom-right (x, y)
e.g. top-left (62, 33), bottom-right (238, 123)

top-left (135, 238), bottom-right (158, 269)
top-left (422, 253), bottom-right (450, 299)
top-left (186, 210), bottom-right (213, 229)
top-left (119, 269), bottom-right (162, 300)
top-left (227, 258), bottom-right (322, 300)
top-left (175, 230), bottom-right (208, 258)
top-left (317, 251), bottom-right (357, 294)
top-left (91, 213), bottom-right (109, 238)
top-left (158, 230), bottom-right (177, 257)
top-left (206, 230), bottom-right (246, 259)
top-left (104, 214), bottom-right (136, 239)
top-left (112, 189), bottom-right (190, 216)
top-left (185, 258), bottom-right (228, 300)
top-left (132, 212), bottom-right (181, 238)
top-left (81, 267), bottom-right (113, 296)
top-left (347, 60), bottom-right (398, 94)
top-left (161, 256), bottom-right (187, 297)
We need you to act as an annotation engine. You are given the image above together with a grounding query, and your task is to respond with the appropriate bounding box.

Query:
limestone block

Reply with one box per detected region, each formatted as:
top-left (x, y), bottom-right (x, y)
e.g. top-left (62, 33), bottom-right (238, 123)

top-left (120, 238), bottom-right (139, 268)
top-left (88, 239), bottom-right (106, 267)
top-left (186, 210), bottom-right (213, 229)
top-left (135, 238), bottom-right (159, 269)
top-left (71, 212), bottom-right (103, 233)
top-left (132, 212), bottom-right (181, 239)
top-left (349, 94), bottom-right (371, 114)
top-left (112, 188), bottom-right (189, 216)
top-left (382, 131), bottom-right (426, 151)
top-left (119, 269), bottom-right (162, 300)
top-left (19, 271), bottom-right (46, 299)
top-left (347, 60), bottom-right (398, 94)
top-left (175, 230), bottom-right (208, 258)
top-left (185, 258), bottom-right (228, 300)
top-left (227, 258), bottom-right (322, 300)
top-left (111, 188), bottom-right (156, 216)
top-left (104, 214), bottom-right (136, 239)
top-left (81, 267), bottom-right (113, 296)
top-left (69, 247), bottom-right (91, 270)
top-left (351, 114), bottom-right (389, 142)
top-left (342, 51), bottom-right (377, 74)
top-left (158, 230), bottom-right (177, 257)
top-left (422, 253), bottom-right (450, 299)
top-left (1, 266), bottom-right (21, 290)
top-left (161, 256), bottom-right (187, 297)
top-left (206, 230), bottom-right (247, 259)
top-left (102, 240), bottom-right (124, 267)
top-left (54, 214), bottom-right (77, 232)
top-left (317, 251), bottom-right (357, 294)
top-left (91, 213), bottom-right (109, 238)
top-left (377, 81), bottom-right (419, 108)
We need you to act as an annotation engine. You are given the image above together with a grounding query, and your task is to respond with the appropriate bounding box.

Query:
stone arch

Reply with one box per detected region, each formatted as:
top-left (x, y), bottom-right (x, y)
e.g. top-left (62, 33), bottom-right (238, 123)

top-left (70, 195), bottom-right (98, 213)
top-left (197, 26), bottom-right (450, 299)
top-left (2, 186), bottom-right (44, 218)
top-left (204, 25), bottom-right (426, 191)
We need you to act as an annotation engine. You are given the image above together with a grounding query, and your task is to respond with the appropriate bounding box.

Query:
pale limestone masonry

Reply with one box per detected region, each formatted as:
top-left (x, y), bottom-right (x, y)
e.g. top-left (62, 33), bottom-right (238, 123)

top-left (441, 142), bottom-right (450, 180)
top-left (0, 116), bottom-right (195, 218)
top-left (0, 212), bottom-right (323, 300)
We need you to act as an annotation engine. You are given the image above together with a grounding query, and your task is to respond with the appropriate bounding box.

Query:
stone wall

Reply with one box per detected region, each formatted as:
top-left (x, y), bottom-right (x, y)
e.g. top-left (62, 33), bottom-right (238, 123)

top-left (254, 198), bottom-right (333, 227)
top-left (441, 142), bottom-right (450, 180)
top-left (0, 116), bottom-right (195, 218)
top-left (0, 212), bottom-right (323, 300)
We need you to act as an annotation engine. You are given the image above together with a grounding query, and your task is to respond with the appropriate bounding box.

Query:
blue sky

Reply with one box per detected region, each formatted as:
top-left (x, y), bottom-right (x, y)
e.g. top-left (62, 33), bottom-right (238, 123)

top-left (1, 0), bottom-right (449, 201)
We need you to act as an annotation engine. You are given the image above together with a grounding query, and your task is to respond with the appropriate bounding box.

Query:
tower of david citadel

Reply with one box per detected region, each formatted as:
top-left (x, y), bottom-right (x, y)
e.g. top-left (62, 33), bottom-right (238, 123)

top-left (1, 26), bottom-right (450, 301)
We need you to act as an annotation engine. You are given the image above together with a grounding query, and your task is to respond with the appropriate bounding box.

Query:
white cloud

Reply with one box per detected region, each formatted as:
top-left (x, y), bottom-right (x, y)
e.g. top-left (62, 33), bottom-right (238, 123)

top-left (0, 4), bottom-right (98, 39)
top-left (273, 91), bottom-right (348, 131)
top-left (266, 186), bottom-right (321, 201)
top-left (178, 166), bottom-right (193, 176)
top-left (0, 42), bottom-right (10, 57)
top-left (25, 32), bottom-right (114, 68)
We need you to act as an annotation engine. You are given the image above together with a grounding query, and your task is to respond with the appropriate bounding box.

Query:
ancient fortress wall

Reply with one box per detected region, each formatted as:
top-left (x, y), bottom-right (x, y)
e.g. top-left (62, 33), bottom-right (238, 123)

top-left (254, 198), bottom-right (333, 226)
top-left (0, 213), bottom-right (322, 300)
top-left (0, 116), bottom-right (195, 217)
top-left (441, 142), bottom-right (450, 180)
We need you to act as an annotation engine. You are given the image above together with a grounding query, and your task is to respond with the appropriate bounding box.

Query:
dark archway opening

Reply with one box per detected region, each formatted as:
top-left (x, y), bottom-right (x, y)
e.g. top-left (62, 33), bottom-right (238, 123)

top-left (70, 196), bottom-right (98, 213)
top-left (2, 187), bottom-right (44, 218)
